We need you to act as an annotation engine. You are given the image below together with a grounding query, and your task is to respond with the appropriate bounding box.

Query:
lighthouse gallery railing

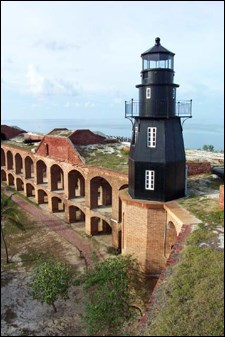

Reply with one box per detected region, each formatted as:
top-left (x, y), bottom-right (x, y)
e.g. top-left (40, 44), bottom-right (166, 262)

top-left (125, 99), bottom-right (192, 118)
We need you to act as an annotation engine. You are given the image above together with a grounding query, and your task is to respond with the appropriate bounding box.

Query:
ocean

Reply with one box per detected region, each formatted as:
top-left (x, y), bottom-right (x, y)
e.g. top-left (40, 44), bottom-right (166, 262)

top-left (1, 118), bottom-right (224, 151)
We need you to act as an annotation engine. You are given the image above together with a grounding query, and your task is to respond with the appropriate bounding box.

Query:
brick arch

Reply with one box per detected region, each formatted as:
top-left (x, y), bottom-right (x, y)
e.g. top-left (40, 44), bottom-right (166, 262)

top-left (25, 156), bottom-right (34, 179)
top-left (8, 173), bottom-right (14, 186)
top-left (68, 205), bottom-right (85, 224)
top-left (90, 216), bottom-right (112, 236)
top-left (165, 221), bottom-right (177, 257)
top-left (90, 176), bottom-right (112, 209)
top-left (51, 196), bottom-right (65, 213)
top-left (36, 159), bottom-right (48, 184)
top-left (7, 150), bottom-right (13, 170)
top-left (118, 184), bottom-right (128, 223)
top-left (50, 164), bottom-right (64, 191)
top-left (1, 148), bottom-right (6, 166)
top-left (37, 189), bottom-right (48, 204)
top-left (1, 169), bottom-right (7, 182)
top-left (26, 182), bottom-right (35, 197)
top-left (68, 169), bottom-right (85, 199)
top-left (15, 153), bottom-right (23, 175)
top-left (16, 177), bottom-right (24, 192)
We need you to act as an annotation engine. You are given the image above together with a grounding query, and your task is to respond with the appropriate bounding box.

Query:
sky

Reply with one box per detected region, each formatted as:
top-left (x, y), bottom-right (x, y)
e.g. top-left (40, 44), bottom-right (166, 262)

top-left (1, 1), bottom-right (224, 133)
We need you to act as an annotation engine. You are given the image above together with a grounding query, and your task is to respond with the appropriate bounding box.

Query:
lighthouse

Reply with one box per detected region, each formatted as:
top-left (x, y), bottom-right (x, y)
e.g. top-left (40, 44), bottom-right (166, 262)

top-left (125, 37), bottom-right (192, 202)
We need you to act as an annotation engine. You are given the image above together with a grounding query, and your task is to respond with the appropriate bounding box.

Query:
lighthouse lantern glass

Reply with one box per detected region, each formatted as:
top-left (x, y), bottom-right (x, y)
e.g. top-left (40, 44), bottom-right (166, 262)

top-left (142, 53), bottom-right (174, 70)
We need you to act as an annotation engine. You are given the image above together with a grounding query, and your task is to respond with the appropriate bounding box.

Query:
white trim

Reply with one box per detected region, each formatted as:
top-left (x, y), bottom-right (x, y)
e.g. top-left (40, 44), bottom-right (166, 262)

top-left (146, 87), bottom-right (151, 99)
top-left (145, 170), bottom-right (155, 190)
top-left (147, 127), bottom-right (157, 148)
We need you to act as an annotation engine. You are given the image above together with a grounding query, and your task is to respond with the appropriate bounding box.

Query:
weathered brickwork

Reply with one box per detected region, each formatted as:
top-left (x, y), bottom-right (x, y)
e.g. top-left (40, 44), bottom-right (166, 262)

top-left (1, 143), bottom-right (128, 254)
top-left (69, 129), bottom-right (106, 145)
top-left (1, 125), bottom-right (26, 140)
top-left (139, 224), bottom-right (192, 327)
top-left (219, 184), bottom-right (224, 209)
top-left (187, 161), bottom-right (211, 175)
top-left (36, 136), bottom-right (84, 165)
top-left (1, 138), bottom-right (210, 274)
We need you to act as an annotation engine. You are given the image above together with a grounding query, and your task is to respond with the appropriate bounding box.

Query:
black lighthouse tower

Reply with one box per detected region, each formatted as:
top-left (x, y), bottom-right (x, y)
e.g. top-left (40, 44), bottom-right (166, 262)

top-left (125, 37), bottom-right (192, 202)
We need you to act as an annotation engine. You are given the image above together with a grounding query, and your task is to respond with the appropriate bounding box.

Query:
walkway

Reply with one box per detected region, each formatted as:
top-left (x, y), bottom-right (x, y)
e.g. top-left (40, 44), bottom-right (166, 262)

top-left (5, 190), bottom-right (98, 266)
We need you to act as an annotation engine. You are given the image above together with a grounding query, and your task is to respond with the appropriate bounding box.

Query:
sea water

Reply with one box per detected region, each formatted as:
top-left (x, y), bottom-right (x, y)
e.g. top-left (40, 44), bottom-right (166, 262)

top-left (1, 118), bottom-right (224, 151)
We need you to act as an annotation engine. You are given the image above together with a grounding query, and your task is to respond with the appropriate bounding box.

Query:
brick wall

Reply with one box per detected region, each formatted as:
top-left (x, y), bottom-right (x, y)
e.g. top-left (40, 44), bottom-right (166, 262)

top-left (36, 136), bottom-right (83, 165)
top-left (187, 161), bottom-right (211, 175)
top-left (69, 130), bottom-right (106, 145)
top-left (1, 125), bottom-right (26, 140)
top-left (121, 190), bottom-right (167, 275)
top-left (139, 224), bottom-right (192, 327)
top-left (219, 184), bottom-right (224, 209)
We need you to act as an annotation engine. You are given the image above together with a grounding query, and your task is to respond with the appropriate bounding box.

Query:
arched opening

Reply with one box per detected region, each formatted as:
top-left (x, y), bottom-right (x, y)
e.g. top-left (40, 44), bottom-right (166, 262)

top-left (1, 149), bottom-right (6, 166)
top-left (26, 183), bottom-right (35, 198)
top-left (165, 221), bottom-right (177, 257)
top-left (37, 189), bottom-right (48, 205)
top-left (25, 156), bottom-right (34, 179)
top-left (8, 173), bottom-right (14, 186)
top-left (1, 170), bottom-right (7, 182)
top-left (52, 197), bottom-right (65, 214)
top-left (90, 176), bottom-right (112, 210)
top-left (7, 151), bottom-right (13, 170)
top-left (15, 153), bottom-right (23, 175)
top-left (68, 205), bottom-right (85, 224)
top-left (68, 170), bottom-right (85, 199)
top-left (36, 160), bottom-right (48, 184)
top-left (50, 164), bottom-right (64, 191)
top-left (16, 178), bottom-right (24, 192)
top-left (90, 217), bottom-right (112, 236)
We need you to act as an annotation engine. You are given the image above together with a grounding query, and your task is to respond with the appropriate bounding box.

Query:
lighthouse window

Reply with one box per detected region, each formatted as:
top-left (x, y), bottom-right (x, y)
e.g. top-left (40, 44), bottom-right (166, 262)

top-left (146, 87), bottom-right (151, 99)
top-left (145, 170), bottom-right (155, 190)
top-left (147, 127), bottom-right (157, 148)
top-left (172, 88), bottom-right (176, 99)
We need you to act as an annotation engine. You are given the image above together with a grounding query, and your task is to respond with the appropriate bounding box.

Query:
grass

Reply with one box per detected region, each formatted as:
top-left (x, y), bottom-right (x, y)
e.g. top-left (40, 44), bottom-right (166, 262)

top-left (82, 149), bottom-right (129, 173)
top-left (140, 246), bottom-right (224, 336)
top-left (137, 174), bottom-right (224, 336)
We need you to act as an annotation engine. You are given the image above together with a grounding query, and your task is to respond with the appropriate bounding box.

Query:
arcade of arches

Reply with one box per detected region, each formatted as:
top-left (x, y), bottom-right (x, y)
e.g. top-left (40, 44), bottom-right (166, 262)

top-left (1, 144), bottom-right (190, 274)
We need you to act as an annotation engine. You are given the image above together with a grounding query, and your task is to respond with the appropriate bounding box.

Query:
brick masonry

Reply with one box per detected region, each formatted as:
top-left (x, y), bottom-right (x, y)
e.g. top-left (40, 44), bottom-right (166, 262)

top-left (219, 184), bottom-right (224, 209)
top-left (1, 137), bottom-right (217, 274)
top-left (1, 125), bottom-right (27, 140)
top-left (187, 161), bottom-right (211, 175)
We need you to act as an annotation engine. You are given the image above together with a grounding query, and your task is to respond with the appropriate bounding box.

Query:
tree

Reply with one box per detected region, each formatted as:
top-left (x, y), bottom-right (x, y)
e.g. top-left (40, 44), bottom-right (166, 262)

top-left (78, 255), bottom-right (148, 335)
top-left (203, 144), bottom-right (215, 152)
top-left (30, 259), bottom-right (73, 312)
top-left (1, 193), bottom-right (24, 263)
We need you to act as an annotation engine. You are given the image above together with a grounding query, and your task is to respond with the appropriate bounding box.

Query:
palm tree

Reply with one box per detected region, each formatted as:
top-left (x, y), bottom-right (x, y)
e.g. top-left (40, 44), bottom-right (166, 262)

top-left (1, 192), bottom-right (24, 263)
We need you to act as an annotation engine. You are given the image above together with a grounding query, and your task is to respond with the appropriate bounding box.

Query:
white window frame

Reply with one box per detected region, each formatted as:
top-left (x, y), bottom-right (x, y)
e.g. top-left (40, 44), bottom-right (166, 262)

top-left (146, 87), bottom-right (151, 99)
top-left (145, 170), bottom-right (155, 190)
top-left (147, 127), bottom-right (157, 148)
top-left (134, 125), bottom-right (138, 143)
top-left (172, 88), bottom-right (176, 99)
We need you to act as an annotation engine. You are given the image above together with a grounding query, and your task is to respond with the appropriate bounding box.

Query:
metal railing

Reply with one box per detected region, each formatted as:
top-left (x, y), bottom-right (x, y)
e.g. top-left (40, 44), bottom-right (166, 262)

top-left (125, 99), bottom-right (192, 118)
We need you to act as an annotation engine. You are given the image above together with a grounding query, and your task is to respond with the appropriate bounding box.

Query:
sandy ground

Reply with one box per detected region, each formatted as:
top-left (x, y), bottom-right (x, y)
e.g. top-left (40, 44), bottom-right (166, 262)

top-left (1, 219), bottom-right (89, 336)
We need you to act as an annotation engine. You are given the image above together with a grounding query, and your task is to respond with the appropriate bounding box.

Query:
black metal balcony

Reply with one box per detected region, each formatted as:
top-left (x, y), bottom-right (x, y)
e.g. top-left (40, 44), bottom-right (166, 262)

top-left (125, 99), bottom-right (192, 118)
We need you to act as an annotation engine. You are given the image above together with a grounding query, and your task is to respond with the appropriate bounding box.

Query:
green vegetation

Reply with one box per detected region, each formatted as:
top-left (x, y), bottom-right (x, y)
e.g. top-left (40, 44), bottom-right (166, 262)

top-left (80, 146), bottom-right (129, 173)
top-left (77, 255), bottom-right (148, 336)
top-left (202, 144), bottom-right (215, 152)
top-left (1, 193), bottom-right (25, 263)
top-left (140, 247), bottom-right (224, 336)
top-left (30, 258), bottom-right (73, 312)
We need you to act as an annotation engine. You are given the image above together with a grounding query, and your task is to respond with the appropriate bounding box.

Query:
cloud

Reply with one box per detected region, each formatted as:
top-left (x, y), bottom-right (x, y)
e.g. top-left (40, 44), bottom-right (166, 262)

top-left (26, 64), bottom-right (79, 96)
top-left (33, 40), bottom-right (80, 51)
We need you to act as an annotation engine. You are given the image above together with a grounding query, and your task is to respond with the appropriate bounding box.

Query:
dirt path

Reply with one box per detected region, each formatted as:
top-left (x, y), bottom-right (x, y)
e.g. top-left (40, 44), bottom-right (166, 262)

top-left (5, 191), bottom-right (101, 266)
top-left (1, 190), bottom-right (108, 336)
